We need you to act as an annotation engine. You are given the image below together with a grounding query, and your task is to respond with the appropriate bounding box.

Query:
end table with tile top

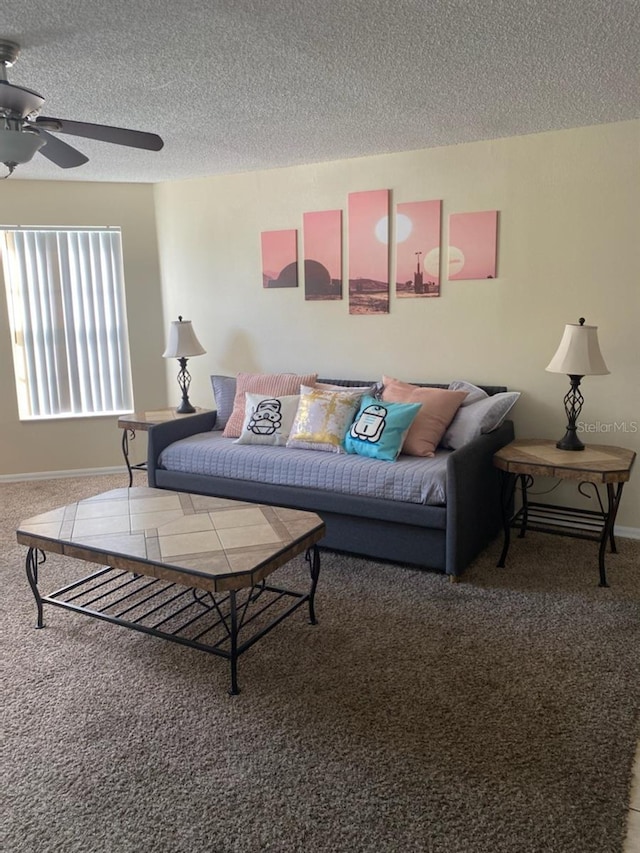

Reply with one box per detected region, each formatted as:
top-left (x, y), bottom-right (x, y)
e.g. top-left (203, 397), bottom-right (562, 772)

top-left (118, 408), bottom-right (211, 486)
top-left (493, 439), bottom-right (636, 587)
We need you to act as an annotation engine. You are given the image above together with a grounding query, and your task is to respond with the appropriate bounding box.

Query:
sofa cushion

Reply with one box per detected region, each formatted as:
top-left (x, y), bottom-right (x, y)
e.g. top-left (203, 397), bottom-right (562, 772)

top-left (158, 430), bottom-right (450, 506)
top-left (222, 372), bottom-right (318, 438)
top-left (210, 375), bottom-right (237, 431)
top-left (381, 376), bottom-right (467, 457)
top-left (442, 391), bottom-right (521, 449)
top-left (234, 392), bottom-right (300, 446)
top-left (344, 396), bottom-right (421, 461)
top-left (286, 386), bottom-right (364, 453)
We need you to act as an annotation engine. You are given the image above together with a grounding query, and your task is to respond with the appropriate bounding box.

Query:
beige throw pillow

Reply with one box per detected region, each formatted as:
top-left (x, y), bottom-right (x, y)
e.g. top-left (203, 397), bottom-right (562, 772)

top-left (381, 376), bottom-right (467, 457)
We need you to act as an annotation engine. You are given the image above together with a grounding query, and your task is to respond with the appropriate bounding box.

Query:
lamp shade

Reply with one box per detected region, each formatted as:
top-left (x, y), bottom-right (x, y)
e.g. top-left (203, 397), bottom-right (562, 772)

top-left (162, 317), bottom-right (206, 358)
top-left (545, 319), bottom-right (609, 376)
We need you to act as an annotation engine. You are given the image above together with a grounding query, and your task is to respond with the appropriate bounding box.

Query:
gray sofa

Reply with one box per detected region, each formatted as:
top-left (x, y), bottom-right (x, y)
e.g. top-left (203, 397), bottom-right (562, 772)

top-left (147, 379), bottom-right (515, 578)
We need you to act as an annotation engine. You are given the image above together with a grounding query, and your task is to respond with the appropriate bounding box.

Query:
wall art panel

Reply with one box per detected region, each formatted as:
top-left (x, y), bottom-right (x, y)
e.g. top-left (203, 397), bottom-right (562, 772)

top-left (261, 229), bottom-right (298, 288)
top-left (348, 189), bottom-right (390, 315)
top-left (448, 210), bottom-right (498, 280)
top-left (395, 200), bottom-right (442, 298)
top-left (303, 210), bottom-right (342, 300)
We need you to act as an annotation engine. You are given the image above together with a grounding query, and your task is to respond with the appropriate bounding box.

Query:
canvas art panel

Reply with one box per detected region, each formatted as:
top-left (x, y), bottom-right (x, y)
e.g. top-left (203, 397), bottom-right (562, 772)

top-left (348, 189), bottom-right (390, 315)
top-left (261, 229), bottom-right (298, 288)
top-left (303, 210), bottom-right (342, 300)
top-left (448, 210), bottom-right (498, 280)
top-left (395, 200), bottom-right (442, 298)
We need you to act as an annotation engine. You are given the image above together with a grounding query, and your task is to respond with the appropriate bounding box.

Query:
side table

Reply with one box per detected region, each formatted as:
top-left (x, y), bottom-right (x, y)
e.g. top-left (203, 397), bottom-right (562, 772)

top-left (493, 439), bottom-right (636, 587)
top-left (118, 408), bottom-right (210, 486)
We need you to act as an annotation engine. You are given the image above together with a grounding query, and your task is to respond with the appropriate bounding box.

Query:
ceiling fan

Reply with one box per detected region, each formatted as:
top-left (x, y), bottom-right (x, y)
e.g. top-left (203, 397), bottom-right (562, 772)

top-left (0, 38), bottom-right (163, 178)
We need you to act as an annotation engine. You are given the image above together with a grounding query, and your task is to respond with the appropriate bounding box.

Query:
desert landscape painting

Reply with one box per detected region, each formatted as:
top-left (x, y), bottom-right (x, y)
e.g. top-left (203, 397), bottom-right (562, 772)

top-left (303, 210), bottom-right (342, 300)
top-left (348, 189), bottom-right (390, 314)
top-left (395, 199), bottom-right (442, 298)
top-left (448, 210), bottom-right (498, 280)
top-left (261, 229), bottom-right (298, 288)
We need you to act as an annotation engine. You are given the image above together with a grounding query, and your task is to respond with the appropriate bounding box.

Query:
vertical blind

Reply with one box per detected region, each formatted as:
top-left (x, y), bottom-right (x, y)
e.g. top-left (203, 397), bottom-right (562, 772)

top-left (1, 228), bottom-right (134, 419)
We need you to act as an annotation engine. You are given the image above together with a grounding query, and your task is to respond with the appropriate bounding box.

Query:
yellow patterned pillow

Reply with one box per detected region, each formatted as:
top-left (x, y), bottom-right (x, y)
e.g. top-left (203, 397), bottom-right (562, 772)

top-left (286, 386), bottom-right (365, 453)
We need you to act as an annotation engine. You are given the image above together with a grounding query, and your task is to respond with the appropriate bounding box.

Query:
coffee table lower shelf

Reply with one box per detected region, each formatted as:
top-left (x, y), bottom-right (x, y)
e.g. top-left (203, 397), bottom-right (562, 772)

top-left (26, 547), bottom-right (320, 695)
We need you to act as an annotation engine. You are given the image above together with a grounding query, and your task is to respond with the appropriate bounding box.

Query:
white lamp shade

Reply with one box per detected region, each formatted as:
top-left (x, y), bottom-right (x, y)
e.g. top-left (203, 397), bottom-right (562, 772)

top-left (545, 321), bottom-right (609, 376)
top-left (162, 318), bottom-right (206, 358)
top-left (0, 128), bottom-right (45, 165)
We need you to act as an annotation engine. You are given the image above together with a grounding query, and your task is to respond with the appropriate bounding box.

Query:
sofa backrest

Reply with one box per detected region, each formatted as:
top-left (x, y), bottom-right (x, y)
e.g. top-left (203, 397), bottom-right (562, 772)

top-left (317, 379), bottom-right (508, 396)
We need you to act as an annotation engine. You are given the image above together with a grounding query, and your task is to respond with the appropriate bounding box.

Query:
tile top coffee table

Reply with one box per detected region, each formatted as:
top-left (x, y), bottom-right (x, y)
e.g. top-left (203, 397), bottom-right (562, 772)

top-left (17, 487), bottom-right (325, 694)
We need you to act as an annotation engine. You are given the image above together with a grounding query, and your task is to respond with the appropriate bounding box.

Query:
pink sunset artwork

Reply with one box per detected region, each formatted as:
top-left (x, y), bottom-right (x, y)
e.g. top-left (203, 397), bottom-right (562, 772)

top-left (348, 189), bottom-right (390, 315)
top-left (448, 211), bottom-right (498, 280)
top-left (303, 210), bottom-right (342, 300)
top-left (395, 200), bottom-right (442, 298)
top-left (261, 229), bottom-right (298, 288)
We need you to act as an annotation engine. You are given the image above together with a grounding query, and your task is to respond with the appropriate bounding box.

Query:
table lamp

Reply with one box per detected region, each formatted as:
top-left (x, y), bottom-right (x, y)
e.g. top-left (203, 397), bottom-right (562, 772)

top-left (162, 316), bottom-right (206, 413)
top-left (545, 317), bottom-right (609, 451)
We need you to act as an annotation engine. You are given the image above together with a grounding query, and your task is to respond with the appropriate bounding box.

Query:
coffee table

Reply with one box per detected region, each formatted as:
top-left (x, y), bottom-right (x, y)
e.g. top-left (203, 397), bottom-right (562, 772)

top-left (17, 487), bottom-right (325, 694)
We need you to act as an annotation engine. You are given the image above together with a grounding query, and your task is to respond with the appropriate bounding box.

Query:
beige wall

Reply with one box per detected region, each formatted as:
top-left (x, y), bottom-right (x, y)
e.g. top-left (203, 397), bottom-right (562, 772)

top-left (0, 181), bottom-right (165, 474)
top-left (1, 122), bottom-right (638, 530)
top-left (154, 120), bottom-right (640, 529)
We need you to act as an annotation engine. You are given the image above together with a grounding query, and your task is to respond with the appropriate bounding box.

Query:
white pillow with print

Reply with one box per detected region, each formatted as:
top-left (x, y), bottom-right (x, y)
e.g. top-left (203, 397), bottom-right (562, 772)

top-left (235, 393), bottom-right (300, 446)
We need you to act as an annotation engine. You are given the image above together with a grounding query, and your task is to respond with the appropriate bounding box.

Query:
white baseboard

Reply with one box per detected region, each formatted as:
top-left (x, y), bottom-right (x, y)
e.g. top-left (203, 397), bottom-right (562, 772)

top-left (1, 468), bottom-right (639, 540)
top-left (0, 466), bottom-right (125, 482)
top-left (614, 526), bottom-right (640, 540)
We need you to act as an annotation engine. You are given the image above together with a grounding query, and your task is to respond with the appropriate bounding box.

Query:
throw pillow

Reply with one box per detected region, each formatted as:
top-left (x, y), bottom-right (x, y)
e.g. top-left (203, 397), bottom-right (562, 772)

top-left (234, 393), bottom-right (300, 446)
top-left (448, 379), bottom-right (489, 406)
top-left (380, 376), bottom-right (467, 457)
top-left (222, 371), bottom-right (318, 438)
top-left (343, 396), bottom-right (422, 462)
top-left (286, 386), bottom-right (364, 453)
top-left (442, 391), bottom-right (521, 449)
top-left (315, 381), bottom-right (378, 394)
top-left (210, 375), bottom-right (237, 430)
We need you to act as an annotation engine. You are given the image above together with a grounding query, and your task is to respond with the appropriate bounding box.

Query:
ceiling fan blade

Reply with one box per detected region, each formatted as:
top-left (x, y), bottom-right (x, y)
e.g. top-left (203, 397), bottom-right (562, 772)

top-left (0, 80), bottom-right (45, 117)
top-left (35, 116), bottom-right (164, 151)
top-left (37, 128), bottom-right (89, 168)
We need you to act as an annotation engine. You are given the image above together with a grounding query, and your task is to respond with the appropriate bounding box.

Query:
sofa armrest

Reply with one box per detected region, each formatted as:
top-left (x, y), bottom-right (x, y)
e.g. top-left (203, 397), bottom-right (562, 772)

top-left (445, 420), bottom-right (515, 576)
top-left (147, 411), bottom-right (217, 487)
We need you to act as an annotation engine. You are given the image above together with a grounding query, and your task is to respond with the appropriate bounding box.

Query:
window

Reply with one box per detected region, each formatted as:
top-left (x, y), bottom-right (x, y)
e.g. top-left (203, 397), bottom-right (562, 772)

top-left (1, 227), bottom-right (134, 420)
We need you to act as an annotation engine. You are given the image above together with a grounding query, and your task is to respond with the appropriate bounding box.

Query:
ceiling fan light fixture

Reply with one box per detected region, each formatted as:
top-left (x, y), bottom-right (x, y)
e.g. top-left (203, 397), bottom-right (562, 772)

top-left (0, 126), bottom-right (45, 176)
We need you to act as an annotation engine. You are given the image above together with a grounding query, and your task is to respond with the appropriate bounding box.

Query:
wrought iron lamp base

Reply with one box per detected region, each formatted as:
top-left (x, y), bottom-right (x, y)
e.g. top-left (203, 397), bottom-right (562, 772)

top-left (556, 373), bottom-right (585, 451)
top-left (175, 356), bottom-right (195, 413)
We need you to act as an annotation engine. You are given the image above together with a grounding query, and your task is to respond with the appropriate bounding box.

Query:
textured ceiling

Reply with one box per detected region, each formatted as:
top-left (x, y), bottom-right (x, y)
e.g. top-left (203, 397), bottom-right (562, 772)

top-left (2, 0), bottom-right (639, 183)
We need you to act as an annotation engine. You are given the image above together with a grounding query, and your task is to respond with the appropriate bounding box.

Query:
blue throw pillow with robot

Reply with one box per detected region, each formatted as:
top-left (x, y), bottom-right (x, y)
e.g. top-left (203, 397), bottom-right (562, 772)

top-left (343, 396), bottom-right (421, 461)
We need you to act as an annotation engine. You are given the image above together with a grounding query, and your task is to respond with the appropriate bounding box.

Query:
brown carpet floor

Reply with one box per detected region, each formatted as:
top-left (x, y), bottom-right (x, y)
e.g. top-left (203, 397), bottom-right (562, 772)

top-left (2, 473), bottom-right (639, 853)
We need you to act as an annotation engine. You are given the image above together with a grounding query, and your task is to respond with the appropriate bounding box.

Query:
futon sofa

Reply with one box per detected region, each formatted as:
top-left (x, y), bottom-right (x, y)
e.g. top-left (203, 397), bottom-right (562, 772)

top-left (147, 379), bottom-right (515, 578)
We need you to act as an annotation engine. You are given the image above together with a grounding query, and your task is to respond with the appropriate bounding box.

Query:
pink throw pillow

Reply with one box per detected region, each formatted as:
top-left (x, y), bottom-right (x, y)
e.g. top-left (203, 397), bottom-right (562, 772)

top-left (381, 376), bottom-right (467, 457)
top-left (222, 372), bottom-right (318, 438)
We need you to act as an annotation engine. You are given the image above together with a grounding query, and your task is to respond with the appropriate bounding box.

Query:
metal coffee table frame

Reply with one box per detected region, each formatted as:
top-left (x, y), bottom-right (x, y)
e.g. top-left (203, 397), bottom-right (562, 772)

top-left (25, 544), bottom-right (320, 695)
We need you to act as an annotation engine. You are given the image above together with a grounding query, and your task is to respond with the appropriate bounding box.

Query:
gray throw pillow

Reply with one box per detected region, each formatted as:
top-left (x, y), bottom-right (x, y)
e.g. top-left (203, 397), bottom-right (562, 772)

top-left (448, 379), bottom-right (489, 406)
top-left (442, 391), bottom-right (520, 449)
top-left (209, 375), bottom-right (237, 431)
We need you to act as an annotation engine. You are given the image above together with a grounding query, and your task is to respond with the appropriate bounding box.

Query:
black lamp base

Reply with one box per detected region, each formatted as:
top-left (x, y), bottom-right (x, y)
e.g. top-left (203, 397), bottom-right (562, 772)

top-left (556, 429), bottom-right (585, 451)
top-left (556, 373), bottom-right (586, 451)
top-left (175, 356), bottom-right (196, 415)
top-left (176, 399), bottom-right (196, 414)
